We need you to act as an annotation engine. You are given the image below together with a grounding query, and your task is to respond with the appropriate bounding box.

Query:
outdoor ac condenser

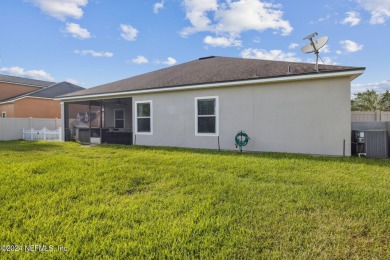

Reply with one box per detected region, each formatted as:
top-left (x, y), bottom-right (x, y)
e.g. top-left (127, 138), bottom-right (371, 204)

top-left (365, 130), bottom-right (389, 159)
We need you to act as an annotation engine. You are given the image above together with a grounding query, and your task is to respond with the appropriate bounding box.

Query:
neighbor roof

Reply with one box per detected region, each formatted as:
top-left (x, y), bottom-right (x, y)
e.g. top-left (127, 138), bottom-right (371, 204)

top-left (28, 82), bottom-right (84, 98)
top-left (0, 74), bottom-right (55, 87)
top-left (0, 82), bottom-right (84, 104)
top-left (61, 56), bottom-right (365, 99)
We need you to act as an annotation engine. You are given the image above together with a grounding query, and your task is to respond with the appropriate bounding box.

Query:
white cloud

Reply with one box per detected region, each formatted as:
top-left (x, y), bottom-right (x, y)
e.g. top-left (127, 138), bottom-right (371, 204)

top-left (0, 66), bottom-right (54, 81)
top-left (181, 0), bottom-right (292, 39)
top-left (288, 43), bottom-right (299, 50)
top-left (320, 45), bottom-right (331, 54)
top-left (181, 0), bottom-right (218, 36)
top-left (252, 37), bottom-right (261, 43)
top-left (132, 56), bottom-right (149, 64)
top-left (241, 48), bottom-right (301, 62)
top-left (341, 11), bottom-right (361, 26)
top-left (356, 0), bottom-right (390, 24)
top-left (153, 1), bottom-right (164, 14)
top-left (340, 40), bottom-right (364, 53)
top-left (65, 23), bottom-right (91, 39)
top-left (120, 24), bottom-right (138, 41)
top-left (74, 49), bottom-right (113, 57)
top-left (65, 78), bottom-right (79, 85)
top-left (156, 57), bottom-right (177, 66)
top-left (203, 35), bottom-right (242, 47)
top-left (352, 80), bottom-right (390, 95)
top-left (215, 0), bottom-right (292, 35)
top-left (320, 57), bottom-right (337, 65)
top-left (29, 0), bottom-right (88, 21)
top-left (306, 56), bottom-right (338, 65)
top-left (163, 57), bottom-right (177, 65)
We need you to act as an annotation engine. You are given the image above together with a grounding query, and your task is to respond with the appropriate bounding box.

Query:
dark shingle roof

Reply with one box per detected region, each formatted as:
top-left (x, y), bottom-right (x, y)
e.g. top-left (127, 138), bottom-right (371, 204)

top-left (0, 74), bottom-right (55, 87)
top-left (61, 56), bottom-right (365, 98)
top-left (28, 82), bottom-right (84, 98)
top-left (0, 82), bottom-right (84, 103)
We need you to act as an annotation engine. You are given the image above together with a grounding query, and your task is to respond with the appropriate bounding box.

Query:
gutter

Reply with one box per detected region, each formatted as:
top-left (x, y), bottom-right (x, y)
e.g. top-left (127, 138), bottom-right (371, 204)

top-left (57, 69), bottom-right (365, 102)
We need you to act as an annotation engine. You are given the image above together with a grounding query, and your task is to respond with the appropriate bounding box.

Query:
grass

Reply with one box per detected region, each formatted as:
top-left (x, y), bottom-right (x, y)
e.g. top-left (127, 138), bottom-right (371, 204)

top-left (0, 141), bottom-right (389, 259)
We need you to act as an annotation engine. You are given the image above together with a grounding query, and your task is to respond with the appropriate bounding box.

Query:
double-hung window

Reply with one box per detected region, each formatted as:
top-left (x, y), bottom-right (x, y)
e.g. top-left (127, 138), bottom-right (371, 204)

top-left (114, 109), bottom-right (125, 128)
top-left (135, 101), bottom-right (152, 134)
top-left (195, 96), bottom-right (219, 136)
top-left (1, 112), bottom-right (6, 118)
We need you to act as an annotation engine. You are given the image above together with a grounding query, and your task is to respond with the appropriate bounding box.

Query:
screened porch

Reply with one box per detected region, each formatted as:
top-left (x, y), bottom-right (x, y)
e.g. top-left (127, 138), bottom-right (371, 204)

top-left (64, 98), bottom-right (132, 145)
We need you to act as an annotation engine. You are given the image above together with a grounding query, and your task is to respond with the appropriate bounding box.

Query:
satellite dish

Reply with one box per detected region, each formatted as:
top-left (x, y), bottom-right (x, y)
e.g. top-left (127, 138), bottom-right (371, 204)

top-left (301, 32), bottom-right (329, 72)
top-left (301, 36), bottom-right (328, 54)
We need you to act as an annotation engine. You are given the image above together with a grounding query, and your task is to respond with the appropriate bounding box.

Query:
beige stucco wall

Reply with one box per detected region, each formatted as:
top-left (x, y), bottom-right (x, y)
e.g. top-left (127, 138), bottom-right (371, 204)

top-left (12, 98), bottom-right (61, 118)
top-left (132, 76), bottom-right (352, 156)
top-left (0, 82), bottom-right (41, 100)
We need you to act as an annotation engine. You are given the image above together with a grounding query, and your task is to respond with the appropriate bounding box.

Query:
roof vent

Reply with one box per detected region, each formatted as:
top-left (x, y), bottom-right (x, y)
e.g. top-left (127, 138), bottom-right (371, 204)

top-left (199, 56), bottom-right (216, 60)
top-left (287, 65), bottom-right (292, 74)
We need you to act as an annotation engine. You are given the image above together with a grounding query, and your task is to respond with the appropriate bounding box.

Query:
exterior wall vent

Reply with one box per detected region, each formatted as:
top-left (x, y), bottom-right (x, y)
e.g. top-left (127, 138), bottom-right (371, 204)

top-left (199, 56), bottom-right (216, 60)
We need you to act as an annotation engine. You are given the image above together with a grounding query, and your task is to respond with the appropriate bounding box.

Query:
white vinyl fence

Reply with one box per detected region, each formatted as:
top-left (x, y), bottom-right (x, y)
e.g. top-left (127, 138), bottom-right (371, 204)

top-left (0, 118), bottom-right (61, 141)
top-left (352, 111), bottom-right (390, 122)
top-left (22, 127), bottom-right (61, 141)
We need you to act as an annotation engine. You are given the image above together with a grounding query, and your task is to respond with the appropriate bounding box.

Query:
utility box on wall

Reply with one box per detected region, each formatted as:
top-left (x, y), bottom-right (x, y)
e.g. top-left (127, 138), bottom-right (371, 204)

top-left (365, 130), bottom-right (388, 159)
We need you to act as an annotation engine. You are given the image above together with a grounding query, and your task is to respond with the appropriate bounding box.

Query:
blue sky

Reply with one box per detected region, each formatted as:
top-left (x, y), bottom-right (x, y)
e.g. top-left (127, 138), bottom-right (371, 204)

top-left (0, 0), bottom-right (389, 96)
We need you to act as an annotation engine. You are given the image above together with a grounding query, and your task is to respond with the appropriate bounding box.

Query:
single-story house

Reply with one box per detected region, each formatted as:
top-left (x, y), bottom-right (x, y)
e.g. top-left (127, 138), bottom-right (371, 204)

top-left (58, 56), bottom-right (365, 156)
top-left (0, 76), bottom-right (84, 118)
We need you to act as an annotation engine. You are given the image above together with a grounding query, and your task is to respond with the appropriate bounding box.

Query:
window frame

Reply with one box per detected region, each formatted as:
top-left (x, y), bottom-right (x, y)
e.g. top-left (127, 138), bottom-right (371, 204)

top-left (135, 100), bottom-right (153, 135)
top-left (1, 112), bottom-right (6, 118)
top-left (195, 96), bottom-right (219, 136)
top-left (114, 109), bottom-right (125, 129)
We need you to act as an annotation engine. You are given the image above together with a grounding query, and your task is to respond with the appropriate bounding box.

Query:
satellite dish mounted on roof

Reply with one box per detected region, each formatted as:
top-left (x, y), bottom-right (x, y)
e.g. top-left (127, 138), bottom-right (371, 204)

top-left (301, 32), bottom-right (329, 72)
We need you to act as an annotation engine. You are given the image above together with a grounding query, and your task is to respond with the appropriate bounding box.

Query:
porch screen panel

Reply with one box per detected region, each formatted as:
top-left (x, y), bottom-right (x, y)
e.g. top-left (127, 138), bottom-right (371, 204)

top-left (115, 110), bottom-right (125, 128)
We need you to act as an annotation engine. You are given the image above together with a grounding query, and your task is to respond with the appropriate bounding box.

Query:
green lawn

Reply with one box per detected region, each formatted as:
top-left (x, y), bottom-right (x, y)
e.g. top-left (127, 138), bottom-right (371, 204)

top-left (0, 141), bottom-right (389, 259)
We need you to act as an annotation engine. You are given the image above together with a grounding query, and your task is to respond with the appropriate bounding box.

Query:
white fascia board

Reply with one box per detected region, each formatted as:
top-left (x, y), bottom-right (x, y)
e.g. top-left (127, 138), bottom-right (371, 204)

top-left (58, 70), bottom-right (365, 102)
top-left (0, 96), bottom-right (54, 105)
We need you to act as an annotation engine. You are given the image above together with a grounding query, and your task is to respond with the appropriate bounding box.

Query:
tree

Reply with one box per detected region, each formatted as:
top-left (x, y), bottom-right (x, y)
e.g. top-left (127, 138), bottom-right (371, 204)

top-left (351, 90), bottom-right (390, 111)
top-left (380, 90), bottom-right (390, 111)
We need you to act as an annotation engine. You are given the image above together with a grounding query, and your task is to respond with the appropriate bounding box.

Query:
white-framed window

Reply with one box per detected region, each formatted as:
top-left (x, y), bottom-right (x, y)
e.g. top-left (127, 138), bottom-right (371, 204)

top-left (114, 109), bottom-right (125, 128)
top-left (195, 96), bottom-right (219, 136)
top-left (135, 101), bottom-right (153, 135)
top-left (1, 112), bottom-right (6, 118)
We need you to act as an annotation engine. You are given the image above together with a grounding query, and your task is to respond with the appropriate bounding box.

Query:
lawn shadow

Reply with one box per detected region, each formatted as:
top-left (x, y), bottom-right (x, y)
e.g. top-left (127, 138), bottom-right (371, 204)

top-left (0, 140), bottom-right (64, 152)
top-left (97, 143), bottom-right (390, 168)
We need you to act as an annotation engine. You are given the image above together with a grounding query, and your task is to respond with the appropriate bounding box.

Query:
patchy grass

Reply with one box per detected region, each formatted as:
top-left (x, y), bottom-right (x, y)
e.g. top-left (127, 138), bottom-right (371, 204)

top-left (0, 141), bottom-right (389, 259)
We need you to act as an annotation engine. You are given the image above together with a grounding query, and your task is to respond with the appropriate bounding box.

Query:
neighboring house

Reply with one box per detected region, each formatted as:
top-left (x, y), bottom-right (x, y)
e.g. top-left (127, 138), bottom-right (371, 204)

top-left (58, 56), bottom-right (365, 156)
top-left (0, 75), bottom-right (84, 118)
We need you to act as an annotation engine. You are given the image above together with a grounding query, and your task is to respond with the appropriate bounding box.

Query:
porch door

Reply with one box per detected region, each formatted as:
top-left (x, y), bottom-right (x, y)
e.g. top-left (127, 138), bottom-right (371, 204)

top-left (89, 101), bottom-right (102, 144)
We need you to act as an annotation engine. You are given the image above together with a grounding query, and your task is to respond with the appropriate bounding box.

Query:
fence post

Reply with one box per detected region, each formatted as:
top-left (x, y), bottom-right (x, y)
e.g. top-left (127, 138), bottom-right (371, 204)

top-left (0, 118), bottom-right (2, 140)
top-left (43, 128), bottom-right (46, 140)
top-left (375, 110), bottom-right (381, 121)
